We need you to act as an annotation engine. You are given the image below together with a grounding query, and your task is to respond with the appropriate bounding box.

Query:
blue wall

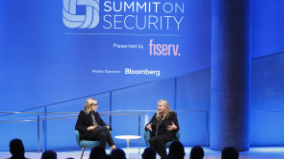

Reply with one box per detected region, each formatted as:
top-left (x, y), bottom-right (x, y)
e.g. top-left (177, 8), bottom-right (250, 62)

top-left (251, 0), bottom-right (284, 58)
top-left (0, 108), bottom-right (45, 151)
top-left (250, 52), bottom-right (284, 145)
top-left (1, 0), bottom-right (284, 151)
top-left (0, 0), bottom-right (212, 112)
top-left (176, 69), bottom-right (210, 145)
top-left (1, 52), bottom-right (284, 151)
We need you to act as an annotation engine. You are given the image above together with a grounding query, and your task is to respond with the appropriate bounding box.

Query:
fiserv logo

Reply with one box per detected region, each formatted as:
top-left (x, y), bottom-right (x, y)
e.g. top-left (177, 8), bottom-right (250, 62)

top-left (63, 0), bottom-right (99, 29)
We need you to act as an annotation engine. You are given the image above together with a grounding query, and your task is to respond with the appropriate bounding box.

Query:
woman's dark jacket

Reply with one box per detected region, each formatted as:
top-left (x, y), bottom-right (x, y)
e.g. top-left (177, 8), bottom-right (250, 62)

top-left (75, 110), bottom-right (111, 140)
top-left (145, 111), bottom-right (180, 141)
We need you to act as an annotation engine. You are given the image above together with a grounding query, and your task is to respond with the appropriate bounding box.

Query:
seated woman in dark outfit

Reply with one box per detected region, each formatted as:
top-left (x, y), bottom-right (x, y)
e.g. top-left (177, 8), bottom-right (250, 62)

top-left (145, 99), bottom-right (180, 158)
top-left (75, 98), bottom-right (116, 149)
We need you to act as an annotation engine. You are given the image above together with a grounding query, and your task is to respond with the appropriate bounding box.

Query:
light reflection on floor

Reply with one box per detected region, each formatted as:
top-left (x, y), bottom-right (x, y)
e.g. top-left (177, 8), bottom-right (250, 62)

top-left (1, 147), bottom-right (284, 159)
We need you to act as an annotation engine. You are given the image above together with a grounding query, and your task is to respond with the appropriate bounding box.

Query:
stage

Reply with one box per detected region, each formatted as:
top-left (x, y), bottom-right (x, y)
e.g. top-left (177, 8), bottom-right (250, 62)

top-left (1, 147), bottom-right (284, 159)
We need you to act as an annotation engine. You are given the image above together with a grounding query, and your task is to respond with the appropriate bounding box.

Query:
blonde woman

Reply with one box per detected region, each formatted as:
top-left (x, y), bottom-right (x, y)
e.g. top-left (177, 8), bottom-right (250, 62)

top-left (145, 99), bottom-right (180, 157)
top-left (75, 98), bottom-right (116, 149)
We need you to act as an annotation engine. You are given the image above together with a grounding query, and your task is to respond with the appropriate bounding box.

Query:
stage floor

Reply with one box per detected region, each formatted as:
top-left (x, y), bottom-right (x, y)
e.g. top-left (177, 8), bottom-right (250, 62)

top-left (1, 147), bottom-right (284, 159)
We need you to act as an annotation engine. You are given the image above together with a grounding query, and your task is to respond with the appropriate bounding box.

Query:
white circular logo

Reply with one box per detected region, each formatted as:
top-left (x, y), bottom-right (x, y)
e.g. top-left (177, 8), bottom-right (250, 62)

top-left (63, 0), bottom-right (99, 29)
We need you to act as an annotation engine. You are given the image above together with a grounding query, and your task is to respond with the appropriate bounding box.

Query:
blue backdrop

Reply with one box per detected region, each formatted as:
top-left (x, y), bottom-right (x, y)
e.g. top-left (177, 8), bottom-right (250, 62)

top-left (0, 0), bottom-right (284, 151)
top-left (0, 0), bottom-right (211, 112)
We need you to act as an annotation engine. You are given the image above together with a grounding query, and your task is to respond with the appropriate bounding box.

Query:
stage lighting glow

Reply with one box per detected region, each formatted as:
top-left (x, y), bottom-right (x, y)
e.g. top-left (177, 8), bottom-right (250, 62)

top-left (250, 147), bottom-right (284, 153)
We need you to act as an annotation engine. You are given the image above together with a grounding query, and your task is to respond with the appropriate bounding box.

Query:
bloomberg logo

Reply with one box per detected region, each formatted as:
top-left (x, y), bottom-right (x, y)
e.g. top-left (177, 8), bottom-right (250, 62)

top-left (63, 0), bottom-right (99, 29)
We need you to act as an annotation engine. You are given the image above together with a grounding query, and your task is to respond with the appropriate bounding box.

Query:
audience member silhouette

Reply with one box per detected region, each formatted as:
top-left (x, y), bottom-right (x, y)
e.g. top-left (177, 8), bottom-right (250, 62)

top-left (41, 150), bottom-right (57, 159)
top-left (168, 141), bottom-right (185, 159)
top-left (190, 146), bottom-right (204, 159)
top-left (161, 155), bottom-right (177, 159)
top-left (97, 155), bottom-right (116, 159)
top-left (110, 148), bottom-right (126, 159)
top-left (89, 146), bottom-right (106, 159)
top-left (221, 147), bottom-right (239, 159)
top-left (9, 139), bottom-right (27, 159)
top-left (142, 147), bottom-right (157, 159)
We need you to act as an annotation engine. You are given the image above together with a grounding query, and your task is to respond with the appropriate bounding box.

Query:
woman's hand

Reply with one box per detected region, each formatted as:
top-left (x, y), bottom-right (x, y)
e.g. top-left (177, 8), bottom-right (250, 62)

top-left (87, 126), bottom-right (97, 131)
top-left (106, 126), bottom-right (110, 129)
top-left (146, 123), bottom-right (153, 131)
top-left (167, 121), bottom-right (177, 131)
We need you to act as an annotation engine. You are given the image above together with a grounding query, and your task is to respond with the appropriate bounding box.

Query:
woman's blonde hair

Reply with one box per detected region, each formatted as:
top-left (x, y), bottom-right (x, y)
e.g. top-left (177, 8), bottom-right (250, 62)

top-left (84, 98), bottom-right (97, 114)
top-left (156, 99), bottom-right (172, 120)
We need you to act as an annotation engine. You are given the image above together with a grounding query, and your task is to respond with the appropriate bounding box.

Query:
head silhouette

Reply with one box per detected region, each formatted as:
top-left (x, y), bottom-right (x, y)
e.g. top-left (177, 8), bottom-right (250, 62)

top-left (97, 155), bottom-right (115, 159)
top-left (110, 148), bottom-right (126, 159)
top-left (190, 146), bottom-right (204, 159)
top-left (10, 139), bottom-right (25, 156)
top-left (89, 146), bottom-right (106, 159)
top-left (221, 147), bottom-right (239, 159)
top-left (161, 155), bottom-right (177, 159)
top-left (41, 150), bottom-right (57, 159)
top-left (142, 147), bottom-right (157, 159)
top-left (169, 141), bottom-right (185, 159)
